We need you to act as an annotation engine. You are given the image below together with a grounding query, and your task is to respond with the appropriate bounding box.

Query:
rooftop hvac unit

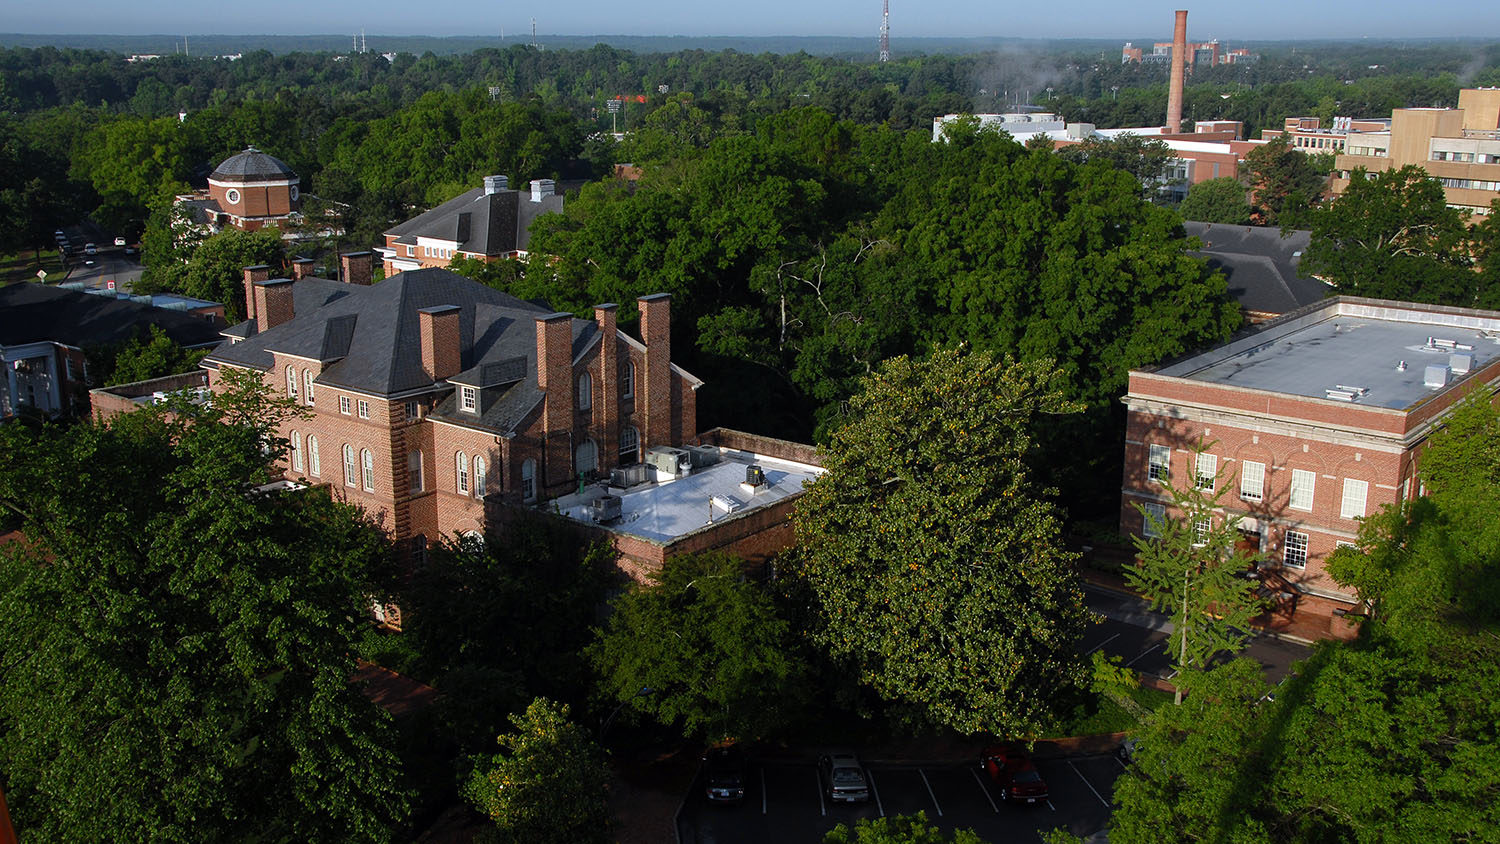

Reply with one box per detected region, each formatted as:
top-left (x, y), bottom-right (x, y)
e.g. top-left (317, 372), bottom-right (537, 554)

top-left (588, 494), bottom-right (622, 523)
top-left (609, 463), bottom-right (651, 489)
top-left (744, 465), bottom-right (767, 488)
top-left (686, 445), bottom-right (721, 468)
top-left (645, 446), bottom-right (691, 478)
top-left (1449, 353), bottom-right (1473, 374)
top-left (1424, 364), bottom-right (1450, 389)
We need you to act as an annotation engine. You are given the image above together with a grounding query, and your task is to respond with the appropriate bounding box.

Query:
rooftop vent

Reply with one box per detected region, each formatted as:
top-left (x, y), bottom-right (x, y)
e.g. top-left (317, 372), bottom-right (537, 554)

top-left (588, 494), bottom-right (622, 523)
top-left (1449, 353), bottom-right (1473, 374)
top-left (1425, 337), bottom-right (1475, 352)
top-left (483, 175), bottom-right (507, 194)
top-left (1424, 364), bottom-right (1450, 389)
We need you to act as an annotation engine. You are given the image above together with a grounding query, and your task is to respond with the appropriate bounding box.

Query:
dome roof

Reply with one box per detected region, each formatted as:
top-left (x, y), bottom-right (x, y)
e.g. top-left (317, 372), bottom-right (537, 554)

top-left (210, 147), bottom-right (297, 182)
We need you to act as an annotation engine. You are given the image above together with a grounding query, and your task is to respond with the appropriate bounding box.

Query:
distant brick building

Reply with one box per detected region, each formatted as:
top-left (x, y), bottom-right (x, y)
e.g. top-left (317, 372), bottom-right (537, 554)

top-left (375, 176), bottom-right (564, 276)
top-left (175, 148), bottom-right (302, 234)
top-left (1121, 297), bottom-right (1500, 639)
top-left (180, 262), bottom-right (699, 561)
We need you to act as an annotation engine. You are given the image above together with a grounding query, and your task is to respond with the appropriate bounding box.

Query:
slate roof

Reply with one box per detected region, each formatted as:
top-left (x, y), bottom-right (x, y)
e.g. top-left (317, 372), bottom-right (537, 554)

top-left (0, 283), bottom-right (225, 349)
top-left (1185, 222), bottom-right (1332, 317)
top-left (383, 186), bottom-right (564, 256)
top-left (210, 148), bottom-right (298, 182)
top-left (203, 268), bottom-right (624, 436)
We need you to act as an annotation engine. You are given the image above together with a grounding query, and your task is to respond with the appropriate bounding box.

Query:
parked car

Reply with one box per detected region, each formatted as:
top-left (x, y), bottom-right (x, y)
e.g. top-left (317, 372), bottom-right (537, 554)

top-left (84, 243), bottom-right (97, 256)
top-left (114, 236), bottom-right (127, 247)
top-left (817, 752), bottom-right (870, 803)
top-left (124, 246), bottom-right (139, 256)
top-left (1117, 737), bottom-right (1140, 764)
top-left (703, 745), bottom-right (747, 803)
top-left (981, 745), bottom-right (1049, 805)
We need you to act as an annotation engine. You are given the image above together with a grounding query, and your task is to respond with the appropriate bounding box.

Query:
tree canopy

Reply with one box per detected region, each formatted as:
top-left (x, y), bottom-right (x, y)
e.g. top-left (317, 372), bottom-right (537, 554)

top-left (0, 367), bottom-right (409, 842)
top-left (1178, 176), bottom-right (1253, 225)
top-left (791, 348), bottom-right (1092, 736)
top-left (1241, 134), bottom-right (1326, 226)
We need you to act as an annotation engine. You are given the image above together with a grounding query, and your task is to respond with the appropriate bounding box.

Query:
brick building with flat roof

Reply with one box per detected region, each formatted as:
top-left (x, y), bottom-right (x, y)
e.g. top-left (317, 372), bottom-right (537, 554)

top-left (1120, 297), bottom-right (1500, 639)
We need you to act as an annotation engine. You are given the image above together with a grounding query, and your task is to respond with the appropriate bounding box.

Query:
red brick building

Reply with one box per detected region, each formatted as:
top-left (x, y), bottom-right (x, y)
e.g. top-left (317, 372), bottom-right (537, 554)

top-left (1120, 297), bottom-right (1500, 638)
top-left (195, 261), bottom-right (699, 559)
top-left (375, 176), bottom-right (564, 276)
top-left (175, 148), bottom-right (302, 234)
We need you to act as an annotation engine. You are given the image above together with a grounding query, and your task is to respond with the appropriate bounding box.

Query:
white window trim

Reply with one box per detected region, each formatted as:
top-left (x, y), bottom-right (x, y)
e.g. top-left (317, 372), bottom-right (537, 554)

top-left (622, 360), bottom-right (635, 400)
top-left (308, 436), bottom-right (321, 476)
top-left (339, 395), bottom-right (352, 415)
top-left (1240, 460), bottom-right (1264, 502)
top-left (521, 458), bottom-right (537, 503)
top-left (456, 451), bottom-right (470, 495)
top-left (342, 444), bottom-right (357, 488)
top-left (291, 431), bottom-right (304, 472)
top-left (361, 448), bottom-right (375, 492)
top-left (408, 450), bottom-right (424, 493)
top-left (577, 372), bottom-right (593, 411)
top-left (1284, 530), bottom-right (1309, 568)
top-left (460, 386), bottom-right (477, 413)
top-left (1192, 516), bottom-right (1211, 547)
top-left (1290, 469), bottom-right (1316, 512)
top-left (1142, 502), bottom-right (1166, 539)
top-left (1341, 478), bottom-right (1368, 520)
top-left (474, 455), bottom-right (487, 499)
top-left (357, 399), bottom-right (370, 419)
top-left (1195, 452), bottom-right (1217, 491)
top-left (1148, 444), bottom-right (1170, 483)
top-left (303, 370), bottom-right (315, 406)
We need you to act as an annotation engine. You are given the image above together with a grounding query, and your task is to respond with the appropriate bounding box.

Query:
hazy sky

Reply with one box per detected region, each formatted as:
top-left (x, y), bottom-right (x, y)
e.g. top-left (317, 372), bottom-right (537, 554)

top-left (7, 0), bottom-right (1500, 40)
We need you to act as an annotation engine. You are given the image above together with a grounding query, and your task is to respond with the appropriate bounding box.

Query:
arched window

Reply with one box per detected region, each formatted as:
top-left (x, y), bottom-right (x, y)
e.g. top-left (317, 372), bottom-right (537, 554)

top-left (577, 371), bottom-right (593, 411)
top-left (303, 370), bottom-right (315, 406)
top-left (342, 444), bottom-right (357, 487)
top-left (521, 458), bottom-right (537, 503)
top-left (286, 366), bottom-right (298, 400)
top-left (456, 451), bottom-right (470, 495)
top-left (619, 425), bottom-right (640, 464)
top-left (361, 448), bottom-right (375, 491)
top-left (621, 360), bottom-right (635, 399)
top-left (474, 455), bottom-right (487, 498)
top-left (575, 439), bottom-right (598, 477)
top-left (308, 436), bottom-right (321, 476)
top-left (291, 431), bottom-right (304, 472)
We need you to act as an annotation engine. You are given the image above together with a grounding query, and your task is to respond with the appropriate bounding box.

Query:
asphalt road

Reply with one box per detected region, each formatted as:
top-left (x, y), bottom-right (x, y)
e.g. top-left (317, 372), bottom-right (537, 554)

top-left (680, 754), bottom-right (1120, 844)
top-left (55, 222), bottom-right (143, 291)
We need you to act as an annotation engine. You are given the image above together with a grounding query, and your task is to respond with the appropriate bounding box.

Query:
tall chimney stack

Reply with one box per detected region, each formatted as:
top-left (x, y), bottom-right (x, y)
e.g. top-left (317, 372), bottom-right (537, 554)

top-left (1166, 10), bottom-right (1188, 135)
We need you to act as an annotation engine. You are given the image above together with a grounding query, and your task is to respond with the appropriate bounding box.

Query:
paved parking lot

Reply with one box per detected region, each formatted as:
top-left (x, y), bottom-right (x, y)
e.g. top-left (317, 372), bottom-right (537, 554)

top-left (678, 753), bottom-right (1121, 843)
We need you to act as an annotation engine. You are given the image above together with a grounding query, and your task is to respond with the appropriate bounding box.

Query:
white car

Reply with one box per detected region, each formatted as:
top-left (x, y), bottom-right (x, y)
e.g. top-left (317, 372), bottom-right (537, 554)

top-left (114, 236), bottom-right (126, 247)
top-left (818, 753), bottom-right (870, 803)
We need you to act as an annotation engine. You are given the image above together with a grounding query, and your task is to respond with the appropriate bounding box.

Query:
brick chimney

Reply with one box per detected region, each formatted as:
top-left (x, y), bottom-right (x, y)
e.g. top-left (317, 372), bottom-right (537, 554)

top-left (1166, 10), bottom-right (1188, 134)
top-left (340, 251), bottom-right (373, 286)
top-left (638, 293), bottom-right (671, 448)
top-left (536, 312), bottom-right (576, 490)
top-left (417, 305), bottom-right (462, 381)
top-left (242, 264), bottom-right (271, 322)
top-left (595, 304), bottom-right (619, 464)
top-left (291, 257), bottom-right (315, 280)
top-left (254, 279), bottom-right (295, 334)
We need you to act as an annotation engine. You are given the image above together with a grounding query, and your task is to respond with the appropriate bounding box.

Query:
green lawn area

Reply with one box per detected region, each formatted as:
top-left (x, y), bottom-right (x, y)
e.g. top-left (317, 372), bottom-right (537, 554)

top-left (1, 249), bottom-right (67, 285)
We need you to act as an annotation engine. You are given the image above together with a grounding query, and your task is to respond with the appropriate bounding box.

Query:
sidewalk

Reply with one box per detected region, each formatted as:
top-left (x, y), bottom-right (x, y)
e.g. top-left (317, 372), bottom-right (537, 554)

top-left (1079, 562), bottom-right (1328, 645)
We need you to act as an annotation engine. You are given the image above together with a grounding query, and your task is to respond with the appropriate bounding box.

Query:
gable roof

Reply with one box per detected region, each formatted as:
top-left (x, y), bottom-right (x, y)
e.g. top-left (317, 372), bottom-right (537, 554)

top-left (383, 187), bottom-right (563, 256)
top-left (0, 283), bottom-right (225, 349)
top-left (1185, 222), bottom-right (1332, 317)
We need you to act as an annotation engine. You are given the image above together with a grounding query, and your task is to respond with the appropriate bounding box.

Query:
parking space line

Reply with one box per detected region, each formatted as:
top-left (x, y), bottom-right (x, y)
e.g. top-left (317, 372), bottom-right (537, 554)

top-left (761, 768), bottom-right (767, 814)
top-left (1087, 632), bottom-right (1122, 654)
top-left (918, 769), bottom-right (943, 817)
top-left (970, 767), bottom-right (999, 813)
top-left (1069, 760), bottom-right (1111, 808)
top-left (1047, 799), bottom-right (1057, 812)
top-left (867, 769), bottom-right (885, 817)
top-left (816, 769), bottom-right (826, 817)
top-left (1125, 643), bottom-right (1164, 668)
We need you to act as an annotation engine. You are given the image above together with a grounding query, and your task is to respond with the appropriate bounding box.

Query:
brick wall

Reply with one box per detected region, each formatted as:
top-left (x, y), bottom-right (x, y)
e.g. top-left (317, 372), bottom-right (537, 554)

top-left (695, 428), bottom-right (823, 467)
top-left (90, 370), bottom-right (210, 422)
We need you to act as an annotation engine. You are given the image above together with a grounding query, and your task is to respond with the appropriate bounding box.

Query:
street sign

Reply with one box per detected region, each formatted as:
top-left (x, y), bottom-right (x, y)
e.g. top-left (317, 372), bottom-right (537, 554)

top-left (36, 270), bottom-right (46, 280)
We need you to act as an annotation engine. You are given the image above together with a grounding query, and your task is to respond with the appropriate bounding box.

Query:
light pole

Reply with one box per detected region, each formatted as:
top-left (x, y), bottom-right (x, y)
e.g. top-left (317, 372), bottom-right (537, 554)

top-left (600, 685), bottom-right (653, 740)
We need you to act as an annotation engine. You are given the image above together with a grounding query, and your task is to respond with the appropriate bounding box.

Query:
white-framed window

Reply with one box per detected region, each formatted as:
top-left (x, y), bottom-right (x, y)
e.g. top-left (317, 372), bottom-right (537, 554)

top-left (303, 370), bottom-right (315, 406)
top-left (291, 431), bottom-right (304, 472)
top-left (361, 448), bottom-right (375, 491)
top-left (575, 439), bottom-right (597, 476)
top-left (1148, 444), bottom-right (1170, 483)
top-left (357, 400), bottom-right (370, 419)
top-left (1193, 516), bottom-right (1211, 546)
top-left (622, 360), bottom-right (636, 399)
top-left (1240, 460), bottom-right (1265, 502)
top-left (1290, 469), bottom-right (1316, 511)
top-left (620, 425), bottom-right (640, 463)
top-left (412, 534), bottom-right (427, 567)
top-left (1195, 452), bottom-right (1217, 491)
top-left (408, 450), bottom-right (424, 493)
top-left (1142, 502), bottom-right (1166, 539)
top-left (308, 436), bottom-right (321, 476)
top-left (286, 365), bottom-right (298, 400)
top-left (342, 444), bottom-right (357, 487)
top-left (577, 372), bottom-right (593, 411)
top-left (1341, 479), bottom-right (1368, 520)
top-left (521, 458), bottom-right (537, 503)
top-left (339, 395), bottom-right (352, 415)
top-left (1284, 530), bottom-right (1309, 568)
top-left (405, 400), bottom-right (420, 421)
top-left (225, 188), bottom-right (240, 204)
top-left (456, 451), bottom-right (470, 494)
top-left (474, 455), bottom-right (487, 498)
top-left (460, 386), bottom-right (477, 413)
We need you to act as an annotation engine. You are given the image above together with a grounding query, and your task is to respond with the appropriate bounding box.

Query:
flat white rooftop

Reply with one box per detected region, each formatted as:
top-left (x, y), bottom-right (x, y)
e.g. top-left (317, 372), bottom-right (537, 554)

top-left (1153, 299), bottom-right (1500, 410)
top-left (555, 450), bottom-right (823, 544)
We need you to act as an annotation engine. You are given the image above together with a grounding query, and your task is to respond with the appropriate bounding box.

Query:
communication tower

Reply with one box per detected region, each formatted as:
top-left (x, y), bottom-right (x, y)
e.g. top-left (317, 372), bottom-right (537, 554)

top-left (878, 0), bottom-right (890, 63)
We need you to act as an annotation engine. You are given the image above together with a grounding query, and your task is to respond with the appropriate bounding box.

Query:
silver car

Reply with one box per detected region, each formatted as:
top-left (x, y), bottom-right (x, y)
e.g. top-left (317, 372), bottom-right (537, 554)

top-left (818, 753), bottom-right (870, 803)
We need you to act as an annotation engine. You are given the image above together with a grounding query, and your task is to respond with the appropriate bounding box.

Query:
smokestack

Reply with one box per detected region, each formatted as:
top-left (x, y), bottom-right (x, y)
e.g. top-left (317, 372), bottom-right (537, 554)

top-left (1167, 10), bottom-right (1188, 134)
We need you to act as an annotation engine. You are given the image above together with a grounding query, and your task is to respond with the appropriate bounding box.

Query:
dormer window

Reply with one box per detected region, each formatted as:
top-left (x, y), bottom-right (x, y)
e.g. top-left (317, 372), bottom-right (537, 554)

top-left (460, 385), bottom-right (477, 413)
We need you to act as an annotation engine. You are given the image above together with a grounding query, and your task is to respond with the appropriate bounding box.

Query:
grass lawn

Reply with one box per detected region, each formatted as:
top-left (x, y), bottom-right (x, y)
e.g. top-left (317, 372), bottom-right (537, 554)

top-left (1, 249), bottom-right (67, 285)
